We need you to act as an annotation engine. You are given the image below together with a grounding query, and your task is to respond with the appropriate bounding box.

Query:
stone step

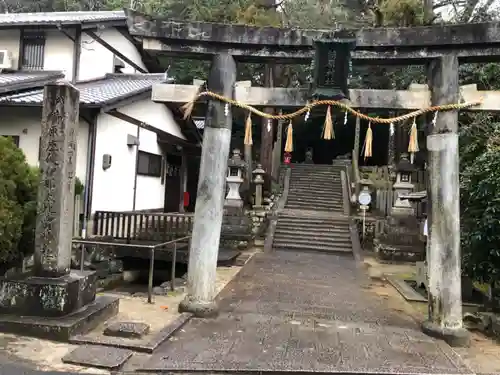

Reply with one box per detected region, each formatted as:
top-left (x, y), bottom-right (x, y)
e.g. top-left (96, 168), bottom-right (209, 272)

top-left (285, 206), bottom-right (344, 213)
top-left (274, 236), bottom-right (353, 248)
top-left (286, 195), bottom-right (343, 202)
top-left (291, 169), bottom-right (339, 173)
top-left (272, 243), bottom-right (353, 254)
top-left (291, 169), bottom-right (339, 174)
top-left (285, 202), bottom-right (344, 210)
top-left (291, 171), bottom-right (343, 175)
top-left (276, 220), bottom-right (350, 228)
top-left (276, 225), bottom-right (350, 233)
top-left (287, 193), bottom-right (343, 199)
top-left (290, 177), bottom-right (339, 182)
top-left (286, 198), bottom-right (343, 204)
top-left (277, 219), bottom-right (350, 228)
top-left (289, 181), bottom-right (342, 187)
top-left (285, 205), bottom-right (344, 212)
top-left (274, 229), bottom-right (351, 240)
top-left (290, 165), bottom-right (344, 171)
top-left (278, 216), bottom-right (350, 224)
top-left (288, 186), bottom-right (343, 192)
top-left (288, 186), bottom-right (342, 192)
top-left (287, 195), bottom-right (343, 202)
top-left (289, 189), bottom-right (341, 194)
top-left (290, 163), bottom-right (339, 168)
top-left (287, 191), bottom-right (343, 198)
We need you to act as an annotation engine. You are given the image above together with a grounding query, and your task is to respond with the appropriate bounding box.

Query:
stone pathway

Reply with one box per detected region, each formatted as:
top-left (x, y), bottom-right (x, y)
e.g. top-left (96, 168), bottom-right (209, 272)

top-left (138, 250), bottom-right (472, 374)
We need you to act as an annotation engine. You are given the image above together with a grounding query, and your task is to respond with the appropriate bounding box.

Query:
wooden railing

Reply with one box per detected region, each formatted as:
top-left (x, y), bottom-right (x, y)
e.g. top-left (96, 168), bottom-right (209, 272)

top-left (93, 211), bottom-right (194, 242)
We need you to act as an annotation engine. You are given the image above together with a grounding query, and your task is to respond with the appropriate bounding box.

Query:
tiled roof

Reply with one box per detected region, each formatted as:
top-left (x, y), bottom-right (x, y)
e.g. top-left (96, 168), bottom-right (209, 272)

top-left (0, 73), bottom-right (164, 107)
top-left (0, 11), bottom-right (126, 27)
top-left (0, 71), bottom-right (64, 94)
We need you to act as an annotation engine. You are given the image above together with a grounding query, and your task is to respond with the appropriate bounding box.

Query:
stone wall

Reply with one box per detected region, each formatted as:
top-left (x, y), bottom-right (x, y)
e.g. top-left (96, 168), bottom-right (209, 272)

top-left (249, 192), bottom-right (282, 237)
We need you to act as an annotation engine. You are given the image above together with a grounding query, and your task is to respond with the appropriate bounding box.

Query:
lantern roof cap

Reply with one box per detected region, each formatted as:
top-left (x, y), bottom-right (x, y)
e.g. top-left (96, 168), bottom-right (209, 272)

top-left (397, 153), bottom-right (416, 172)
top-left (228, 148), bottom-right (246, 168)
top-left (253, 163), bottom-right (265, 174)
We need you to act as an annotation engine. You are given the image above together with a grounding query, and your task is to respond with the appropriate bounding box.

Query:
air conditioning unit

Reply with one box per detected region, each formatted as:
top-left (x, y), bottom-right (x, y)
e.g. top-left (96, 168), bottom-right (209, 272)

top-left (0, 50), bottom-right (13, 70)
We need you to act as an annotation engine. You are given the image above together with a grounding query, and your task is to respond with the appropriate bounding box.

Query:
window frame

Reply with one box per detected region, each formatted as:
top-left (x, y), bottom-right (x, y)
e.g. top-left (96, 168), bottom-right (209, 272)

top-left (137, 150), bottom-right (162, 178)
top-left (1, 135), bottom-right (20, 148)
top-left (20, 30), bottom-right (46, 70)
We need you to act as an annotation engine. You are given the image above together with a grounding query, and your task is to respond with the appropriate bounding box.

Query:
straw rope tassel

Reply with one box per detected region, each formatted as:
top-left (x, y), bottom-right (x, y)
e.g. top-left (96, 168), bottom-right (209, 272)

top-left (244, 112), bottom-right (253, 145)
top-left (322, 105), bottom-right (335, 140)
top-left (364, 122), bottom-right (373, 159)
top-left (181, 85), bottom-right (203, 119)
top-left (284, 120), bottom-right (293, 152)
top-left (408, 117), bottom-right (419, 154)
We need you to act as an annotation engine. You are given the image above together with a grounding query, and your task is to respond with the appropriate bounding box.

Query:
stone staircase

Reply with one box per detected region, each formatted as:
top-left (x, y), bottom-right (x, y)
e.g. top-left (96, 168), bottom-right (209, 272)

top-left (273, 164), bottom-right (353, 255)
top-left (285, 164), bottom-right (344, 212)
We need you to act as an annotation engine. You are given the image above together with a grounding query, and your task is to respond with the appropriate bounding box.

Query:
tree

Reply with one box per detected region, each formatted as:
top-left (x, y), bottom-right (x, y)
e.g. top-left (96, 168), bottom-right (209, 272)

top-left (461, 131), bottom-right (500, 285)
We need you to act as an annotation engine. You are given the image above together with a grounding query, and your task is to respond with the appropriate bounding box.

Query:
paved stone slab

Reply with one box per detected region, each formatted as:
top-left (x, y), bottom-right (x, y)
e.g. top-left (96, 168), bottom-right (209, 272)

top-left (142, 313), bottom-right (470, 373)
top-left (217, 251), bottom-right (418, 328)
top-left (140, 250), bottom-right (472, 374)
top-left (62, 345), bottom-right (133, 369)
top-left (104, 322), bottom-right (150, 339)
top-left (70, 313), bottom-right (192, 353)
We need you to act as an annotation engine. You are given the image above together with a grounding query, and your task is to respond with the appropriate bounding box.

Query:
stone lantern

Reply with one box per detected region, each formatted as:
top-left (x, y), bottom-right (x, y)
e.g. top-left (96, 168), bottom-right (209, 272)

top-left (225, 149), bottom-right (246, 209)
top-left (252, 164), bottom-right (265, 209)
top-left (392, 153), bottom-right (416, 216)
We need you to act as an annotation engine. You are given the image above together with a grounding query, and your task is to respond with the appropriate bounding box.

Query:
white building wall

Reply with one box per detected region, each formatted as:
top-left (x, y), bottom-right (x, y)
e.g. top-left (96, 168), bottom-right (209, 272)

top-left (91, 111), bottom-right (137, 213)
top-left (43, 30), bottom-right (75, 79)
top-left (0, 102), bottom-right (186, 215)
top-left (0, 27), bottom-right (146, 81)
top-left (79, 28), bottom-right (148, 81)
top-left (0, 29), bottom-right (21, 68)
top-left (91, 99), bottom-right (185, 213)
top-left (0, 106), bottom-right (89, 182)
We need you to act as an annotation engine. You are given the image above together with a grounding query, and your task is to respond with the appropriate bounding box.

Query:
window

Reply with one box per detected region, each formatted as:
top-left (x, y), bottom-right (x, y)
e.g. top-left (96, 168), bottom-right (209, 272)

top-left (137, 151), bottom-right (162, 177)
top-left (21, 32), bottom-right (45, 70)
top-left (1, 135), bottom-right (19, 147)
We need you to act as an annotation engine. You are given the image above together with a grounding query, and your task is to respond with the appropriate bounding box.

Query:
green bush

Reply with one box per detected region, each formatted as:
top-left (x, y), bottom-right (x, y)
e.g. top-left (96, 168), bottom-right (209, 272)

top-left (0, 137), bottom-right (85, 265)
top-left (0, 136), bottom-right (37, 263)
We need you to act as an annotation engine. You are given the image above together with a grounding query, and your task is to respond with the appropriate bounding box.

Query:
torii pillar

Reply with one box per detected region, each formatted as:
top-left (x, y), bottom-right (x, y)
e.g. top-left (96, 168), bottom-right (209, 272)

top-left (179, 54), bottom-right (236, 317)
top-left (422, 54), bottom-right (470, 347)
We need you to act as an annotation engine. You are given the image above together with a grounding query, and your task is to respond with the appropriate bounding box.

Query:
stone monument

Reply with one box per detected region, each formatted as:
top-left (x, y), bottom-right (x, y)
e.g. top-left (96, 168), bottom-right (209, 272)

top-left (0, 82), bottom-right (118, 341)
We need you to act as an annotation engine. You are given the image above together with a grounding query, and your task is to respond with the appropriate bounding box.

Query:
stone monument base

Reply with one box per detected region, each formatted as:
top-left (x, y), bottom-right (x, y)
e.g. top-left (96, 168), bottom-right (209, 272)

top-left (0, 270), bottom-right (119, 341)
top-left (0, 270), bottom-right (98, 317)
top-left (0, 295), bottom-right (118, 341)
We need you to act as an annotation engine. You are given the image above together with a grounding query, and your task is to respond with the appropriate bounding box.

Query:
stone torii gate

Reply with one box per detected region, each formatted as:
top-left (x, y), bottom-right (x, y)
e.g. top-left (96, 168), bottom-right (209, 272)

top-left (126, 9), bottom-right (500, 346)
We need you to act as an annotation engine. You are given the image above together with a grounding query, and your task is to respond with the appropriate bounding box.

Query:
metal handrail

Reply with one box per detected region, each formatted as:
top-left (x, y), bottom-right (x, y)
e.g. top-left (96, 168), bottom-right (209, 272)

top-left (72, 235), bottom-right (191, 304)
